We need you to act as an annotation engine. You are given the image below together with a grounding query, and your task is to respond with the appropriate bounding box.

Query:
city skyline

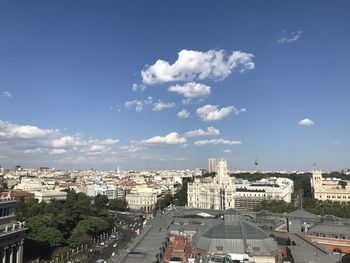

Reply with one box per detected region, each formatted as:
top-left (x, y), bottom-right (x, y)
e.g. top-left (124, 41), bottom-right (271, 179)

top-left (1, 1), bottom-right (350, 170)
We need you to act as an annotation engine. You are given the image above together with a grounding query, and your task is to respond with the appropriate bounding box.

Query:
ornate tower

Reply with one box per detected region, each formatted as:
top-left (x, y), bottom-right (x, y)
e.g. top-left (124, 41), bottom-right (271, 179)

top-left (312, 170), bottom-right (323, 189)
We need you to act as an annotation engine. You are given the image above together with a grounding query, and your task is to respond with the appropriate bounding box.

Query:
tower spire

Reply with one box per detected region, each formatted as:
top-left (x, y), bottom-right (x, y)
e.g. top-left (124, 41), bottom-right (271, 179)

top-left (254, 157), bottom-right (259, 172)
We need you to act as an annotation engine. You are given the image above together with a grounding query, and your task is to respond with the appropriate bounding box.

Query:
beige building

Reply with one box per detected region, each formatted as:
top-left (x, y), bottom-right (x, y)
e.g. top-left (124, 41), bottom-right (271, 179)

top-left (126, 185), bottom-right (160, 211)
top-left (311, 170), bottom-right (350, 202)
top-left (208, 158), bottom-right (217, 174)
top-left (188, 159), bottom-right (236, 210)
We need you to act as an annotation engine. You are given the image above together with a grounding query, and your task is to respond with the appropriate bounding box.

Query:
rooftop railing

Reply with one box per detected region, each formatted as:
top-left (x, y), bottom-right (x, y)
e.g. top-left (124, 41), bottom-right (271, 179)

top-left (0, 196), bottom-right (16, 202)
top-left (0, 222), bottom-right (26, 236)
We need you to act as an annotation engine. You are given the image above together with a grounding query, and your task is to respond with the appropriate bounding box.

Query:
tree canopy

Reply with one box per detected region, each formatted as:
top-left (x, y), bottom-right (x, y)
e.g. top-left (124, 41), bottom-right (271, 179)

top-left (16, 189), bottom-right (116, 261)
top-left (108, 198), bottom-right (128, 211)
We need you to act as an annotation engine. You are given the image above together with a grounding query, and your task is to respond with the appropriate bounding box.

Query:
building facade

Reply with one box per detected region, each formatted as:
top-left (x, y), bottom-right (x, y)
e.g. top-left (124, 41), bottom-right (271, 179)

top-left (32, 190), bottom-right (67, 203)
top-left (0, 196), bottom-right (26, 263)
top-left (235, 177), bottom-right (294, 211)
top-left (188, 159), bottom-right (294, 211)
top-left (14, 177), bottom-right (47, 191)
top-left (87, 183), bottom-right (119, 200)
top-left (208, 158), bottom-right (217, 174)
top-left (188, 159), bottom-right (236, 210)
top-left (126, 185), bottom-right (160, 211)
top-left (311, 171), bottom-right (350, 202)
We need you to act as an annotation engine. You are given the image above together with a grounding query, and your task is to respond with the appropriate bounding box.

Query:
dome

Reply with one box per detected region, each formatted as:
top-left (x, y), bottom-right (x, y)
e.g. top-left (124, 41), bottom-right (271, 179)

top-left (192, 212), bottom-right (280, 256)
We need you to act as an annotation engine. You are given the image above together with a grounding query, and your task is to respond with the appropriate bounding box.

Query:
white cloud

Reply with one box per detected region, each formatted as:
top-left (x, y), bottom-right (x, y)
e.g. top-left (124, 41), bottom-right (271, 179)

top-left (125, 96), bottom-right (153, 112)
top-left (168, 82), bottom-right (211, 98)
top-left (119, 144), bottom-right (142, 153)
top-left (278, 30), bottom-right (303, 44)
top-left (141, 49), bottom-right (255, 85)
top-left (143, 132), bottom-right (187, 145)
top-left (0, 119), bottom-right (123, 167)
top-left (0, 120), bottom-right (58, 139)
top-left (298, 118), bottom-right (314, 126)
top-left (49, 149), bottom-right (66, 155)
top-left (2, 91), bottom-right (12, 98)
top-left (223, 149), bottom-right (232, 153)
top-left (132, 83), bottom-right (146, 92)
top-left (152, 101), bottom-right (176, 111)
top-left (52, 136), bottom-right (84, 148)
top-left (90, 145), bottom-right (107, 152)
top-left (94, 138), bottom-right (119, 145)
top-left (177, 109), bottom-right (190, 119)
top-left (24, 148), bottom-right (47, 154)
top-left (194, 138), bottom-right (242, 146)
top-left (330, 140), bottom-right (340, 144)
top-left (196, 104), bottom-right (245, 122)
top-left (184, 127), bottom-right (220, 137)
top-left (109, 104), bottom-right (122, 112)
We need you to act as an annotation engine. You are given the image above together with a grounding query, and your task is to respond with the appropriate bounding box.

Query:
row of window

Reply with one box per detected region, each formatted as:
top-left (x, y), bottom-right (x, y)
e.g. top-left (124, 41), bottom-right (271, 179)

top-left (321, 195), bottom-right (350, 199)
top-left (237, 193), bottom-right (266, 197)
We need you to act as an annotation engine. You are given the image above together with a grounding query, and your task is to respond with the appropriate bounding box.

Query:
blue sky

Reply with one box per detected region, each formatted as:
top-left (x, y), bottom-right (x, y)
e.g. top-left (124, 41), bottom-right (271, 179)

top-left (0, 1), bottom-right (349, 171)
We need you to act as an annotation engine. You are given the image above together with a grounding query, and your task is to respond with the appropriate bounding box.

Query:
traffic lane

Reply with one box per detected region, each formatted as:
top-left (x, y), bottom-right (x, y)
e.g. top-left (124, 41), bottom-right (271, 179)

top-left (86, 228), bottom-right (136, 263)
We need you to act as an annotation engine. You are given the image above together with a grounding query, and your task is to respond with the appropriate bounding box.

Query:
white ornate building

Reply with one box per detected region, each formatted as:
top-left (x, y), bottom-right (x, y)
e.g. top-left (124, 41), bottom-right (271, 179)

top-left (188, 159), bottom-right (294, 211)
top-left (188, 159), bottom-right (236, 210)
top-left (234, 177), bottom-right (293, 210)
top-left (311, 170), bottom-right (350, 202)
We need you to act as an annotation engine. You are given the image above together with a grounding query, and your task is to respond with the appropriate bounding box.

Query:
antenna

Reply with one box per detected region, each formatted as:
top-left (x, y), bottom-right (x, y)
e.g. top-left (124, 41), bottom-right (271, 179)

top-left (254, 157), bottom-right (259, 172)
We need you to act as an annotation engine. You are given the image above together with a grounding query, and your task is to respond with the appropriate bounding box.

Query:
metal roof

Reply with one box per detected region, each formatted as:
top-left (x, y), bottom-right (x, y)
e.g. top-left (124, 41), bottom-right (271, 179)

top-left (192, 211), bottom-right (280, 255)
top-left (286, 209), bottom-right (320, 219)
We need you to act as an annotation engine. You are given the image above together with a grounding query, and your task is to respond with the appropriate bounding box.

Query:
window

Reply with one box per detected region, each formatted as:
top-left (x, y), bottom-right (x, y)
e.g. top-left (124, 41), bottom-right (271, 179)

top-left (216, 246), bottom-right (223, 251)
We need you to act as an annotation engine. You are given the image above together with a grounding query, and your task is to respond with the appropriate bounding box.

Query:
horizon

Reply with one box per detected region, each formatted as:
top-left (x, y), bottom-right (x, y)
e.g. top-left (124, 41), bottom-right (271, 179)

top-left (1, 1), bottom-right (349, 171)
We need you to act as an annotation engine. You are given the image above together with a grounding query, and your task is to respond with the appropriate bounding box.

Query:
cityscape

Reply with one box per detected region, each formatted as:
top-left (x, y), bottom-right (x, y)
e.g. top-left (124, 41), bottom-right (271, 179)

top-left (0, 1), bottom-right (350, 263)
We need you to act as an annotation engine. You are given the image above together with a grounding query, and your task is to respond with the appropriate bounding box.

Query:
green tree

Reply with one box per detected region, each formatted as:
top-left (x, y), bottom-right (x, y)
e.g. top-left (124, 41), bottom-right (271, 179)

top-left (302, 198), bottom-right (350, 218)
top-left (27, 226), bottom-right (65, 247)
top-left (174, 182), bottom-right (187, 206)
top-left (68, 216), bottom-right (110, 247)
top-left (155, 193), bottom-right (174, 209)
top-left (26, 200), bottom-right (47, 217)
top-left (254, 200), bottom-right (296, 213)
top-left (94, 194), bottom-right (109, 210)
top-left (108, 198), bottom-right (128, 211)
top-left (15, 201), bottom-right (28, 221)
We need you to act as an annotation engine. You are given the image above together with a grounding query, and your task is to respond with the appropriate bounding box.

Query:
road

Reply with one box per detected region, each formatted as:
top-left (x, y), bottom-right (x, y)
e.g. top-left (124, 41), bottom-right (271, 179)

top-left (86, 214), bottom-right (145, 263)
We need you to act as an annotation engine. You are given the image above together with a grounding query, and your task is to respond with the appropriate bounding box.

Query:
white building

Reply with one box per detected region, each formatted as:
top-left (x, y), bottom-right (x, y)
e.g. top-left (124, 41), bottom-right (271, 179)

top-left (234, 177), bottom-right (293, 211)
top-left (32, 190), bottom-right (67, 203)
top-left (188, 159), bottom-right (294, 211)
top-left (188, 159), bottom-right (236, 210)
top-left (87, 183), bottom-right (119, 199)
top-left (14, 177), bottom-right (47, 191)
top-left (311, 170), bottom-right (350, 202)
top-left (126, 185), bottom-right (160, 212)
